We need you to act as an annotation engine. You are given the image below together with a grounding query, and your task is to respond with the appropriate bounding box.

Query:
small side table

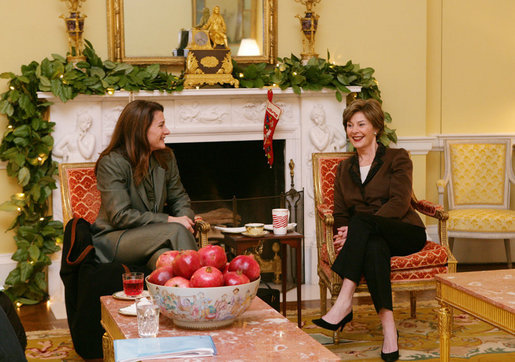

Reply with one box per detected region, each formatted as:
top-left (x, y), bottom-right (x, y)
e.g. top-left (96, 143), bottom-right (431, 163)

top-left (223, 231), bottom-right (303, 327)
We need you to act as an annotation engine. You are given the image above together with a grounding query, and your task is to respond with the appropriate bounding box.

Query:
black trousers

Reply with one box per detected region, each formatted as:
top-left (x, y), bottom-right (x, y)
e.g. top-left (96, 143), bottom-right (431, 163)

top-left (331, 213), bottom-right (426, 313)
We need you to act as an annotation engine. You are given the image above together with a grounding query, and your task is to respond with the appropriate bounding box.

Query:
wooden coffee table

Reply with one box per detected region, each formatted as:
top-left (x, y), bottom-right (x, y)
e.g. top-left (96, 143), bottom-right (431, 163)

top-left (435, 269), bottom-right (515, 362)
top-left (100, 295), bottom-right (339, 361)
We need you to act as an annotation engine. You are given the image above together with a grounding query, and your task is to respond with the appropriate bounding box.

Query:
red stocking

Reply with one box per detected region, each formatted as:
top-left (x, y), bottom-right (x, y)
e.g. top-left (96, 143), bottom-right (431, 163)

top-left (263, 89), bottom-right (282, 167)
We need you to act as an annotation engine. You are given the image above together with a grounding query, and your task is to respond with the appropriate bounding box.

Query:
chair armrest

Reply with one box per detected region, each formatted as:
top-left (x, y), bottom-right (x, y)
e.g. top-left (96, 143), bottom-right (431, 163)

top-left (194, 217), bottom-right (211, 248)
top-left (317, 204), bottom-right (334, 226)
top-left (411, 198), bottom-right (448, 221)
top-left (315, 204), bottom-right (338, 263)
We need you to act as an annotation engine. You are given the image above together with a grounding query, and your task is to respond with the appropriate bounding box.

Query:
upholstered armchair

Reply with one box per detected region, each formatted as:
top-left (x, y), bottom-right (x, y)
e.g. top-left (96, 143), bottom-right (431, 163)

top-left (58, 162), bottom-right (210, 248)
top-left (437, 138), bottom-right (515, 268)
top-left (312, 152), bottom-right (456, 342)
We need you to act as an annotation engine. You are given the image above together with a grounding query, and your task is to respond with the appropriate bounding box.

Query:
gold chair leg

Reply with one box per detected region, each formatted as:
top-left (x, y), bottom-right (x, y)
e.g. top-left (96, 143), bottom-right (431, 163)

top-left (504, 239), bottom-right (512, 269)
top-left (409, 291), bottom-right (417, 318)
top-left (319, 282), bottom-right (327, 315)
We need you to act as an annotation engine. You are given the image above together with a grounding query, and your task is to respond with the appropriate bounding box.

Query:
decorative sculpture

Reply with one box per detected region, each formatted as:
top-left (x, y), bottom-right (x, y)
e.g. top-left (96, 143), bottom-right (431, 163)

top-left (295, 0), bottom-right (321, 60)
top-left (184, 5), bottom-right (238, 88)
top-left (60, 0), bottom-right (87, 62)
top-left (53, 112), bottom-right (96, 162)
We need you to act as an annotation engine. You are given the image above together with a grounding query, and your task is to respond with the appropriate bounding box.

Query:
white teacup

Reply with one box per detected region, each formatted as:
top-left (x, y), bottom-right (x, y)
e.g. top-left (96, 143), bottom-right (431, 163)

top-left (245, 223), bottom-right (265, 236)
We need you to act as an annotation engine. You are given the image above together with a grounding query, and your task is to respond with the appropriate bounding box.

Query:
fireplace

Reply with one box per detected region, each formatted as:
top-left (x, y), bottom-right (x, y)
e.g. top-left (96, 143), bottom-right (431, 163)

top-left (171, 139), bottom-right (285, 226)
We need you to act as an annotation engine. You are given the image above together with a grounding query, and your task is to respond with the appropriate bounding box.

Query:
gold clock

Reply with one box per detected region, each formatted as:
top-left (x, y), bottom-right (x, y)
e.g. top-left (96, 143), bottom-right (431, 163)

top-left (187, 29), bottom-right (212, 50)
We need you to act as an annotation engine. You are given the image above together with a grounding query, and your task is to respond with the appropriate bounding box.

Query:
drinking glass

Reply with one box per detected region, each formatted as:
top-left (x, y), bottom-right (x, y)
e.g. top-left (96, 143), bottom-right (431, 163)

top-left (122, 272), bottom-right (144, 296)
top-left (136, 297), bottom-right (160, 338)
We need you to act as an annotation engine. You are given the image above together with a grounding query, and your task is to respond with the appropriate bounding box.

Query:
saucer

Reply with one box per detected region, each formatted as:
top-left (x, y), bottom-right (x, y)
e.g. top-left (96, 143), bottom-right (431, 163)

top-left (264, 223), bottom-right (297, 232)
top-left (112, 290), bottom-right (150, 301)
top-left (241, 230), bottom-right (269, 238)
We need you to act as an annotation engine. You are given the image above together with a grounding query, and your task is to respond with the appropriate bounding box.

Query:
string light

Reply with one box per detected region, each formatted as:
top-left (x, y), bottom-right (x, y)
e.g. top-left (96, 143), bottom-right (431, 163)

top-left (39, 217), bottom-right (45, 221)
top-left (9, 86), bottom-right (15, 90)
top-left (239, 73), bottom-right (244, 78)
top-left (292, 72), bottom-right (297, 76)
top-left (16, 302), bottom-right (22, 308)
top-left (107, 87), bottom-right (115, 95)
top-left (7, 125), bottom-right (13, 129)
top-left (15, 193), bottom-right (25, 200)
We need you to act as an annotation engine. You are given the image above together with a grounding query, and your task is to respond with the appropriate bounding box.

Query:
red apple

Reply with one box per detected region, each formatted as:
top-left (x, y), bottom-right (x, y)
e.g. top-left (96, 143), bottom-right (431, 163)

top-left (156, 250), bottom-right (180, 269)
top-left (198, 245), bottom-right (227, 270)
top-left (223, 270), bottom-right (250, 286)
top-left (190, 266), bottom-right (224, 288)
top-left (228, 255), bottom-right (261, 281)
top-left (148, 266), bottom-right (174, 286)
top-left (172, 250), bottom-right (201, 279)
top-left (164, 276), bottom-right (191, 288)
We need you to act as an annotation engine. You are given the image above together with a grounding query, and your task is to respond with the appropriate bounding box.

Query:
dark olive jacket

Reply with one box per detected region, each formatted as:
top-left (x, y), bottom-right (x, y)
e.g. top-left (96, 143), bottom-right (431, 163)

top-left (91, 150), bottom-right (194, 262)
top-left (333, 143), bottom-right (424, 232)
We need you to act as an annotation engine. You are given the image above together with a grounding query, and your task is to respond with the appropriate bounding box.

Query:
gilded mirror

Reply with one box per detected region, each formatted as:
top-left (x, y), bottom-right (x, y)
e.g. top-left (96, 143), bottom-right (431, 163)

top-left (107, 0), bottom-right (277, 65)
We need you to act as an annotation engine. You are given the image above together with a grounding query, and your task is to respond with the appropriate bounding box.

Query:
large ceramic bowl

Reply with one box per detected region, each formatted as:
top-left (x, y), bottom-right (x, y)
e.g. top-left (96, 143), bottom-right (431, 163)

top-left (146, 276), bottom-right (260, 329)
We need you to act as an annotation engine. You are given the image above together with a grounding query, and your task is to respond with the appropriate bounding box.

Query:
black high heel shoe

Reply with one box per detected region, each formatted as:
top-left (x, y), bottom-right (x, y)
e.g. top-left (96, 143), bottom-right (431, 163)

top-left (312, 310), bottom-right (353, 332)
top-left (381, 331), bottom-right (399, 362)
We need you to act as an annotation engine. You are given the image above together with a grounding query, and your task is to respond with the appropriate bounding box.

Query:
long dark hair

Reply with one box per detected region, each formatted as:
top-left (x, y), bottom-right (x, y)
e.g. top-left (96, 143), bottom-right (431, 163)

top-left (96, 100), bottom-right (171, 185)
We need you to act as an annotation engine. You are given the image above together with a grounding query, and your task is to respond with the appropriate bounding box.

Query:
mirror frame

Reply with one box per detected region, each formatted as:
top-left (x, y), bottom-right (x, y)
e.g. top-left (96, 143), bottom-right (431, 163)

top-left (107, 0), bottom-right (277, 65)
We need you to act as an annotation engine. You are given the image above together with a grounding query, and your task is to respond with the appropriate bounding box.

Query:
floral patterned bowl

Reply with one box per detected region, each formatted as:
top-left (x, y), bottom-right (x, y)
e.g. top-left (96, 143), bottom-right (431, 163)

top-left (146, 276), bottom-right (260, 329)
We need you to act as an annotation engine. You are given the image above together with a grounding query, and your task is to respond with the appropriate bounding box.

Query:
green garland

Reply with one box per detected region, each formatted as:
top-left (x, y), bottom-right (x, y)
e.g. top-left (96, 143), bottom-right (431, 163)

top-left (0, 42), bottom-right (396, 305)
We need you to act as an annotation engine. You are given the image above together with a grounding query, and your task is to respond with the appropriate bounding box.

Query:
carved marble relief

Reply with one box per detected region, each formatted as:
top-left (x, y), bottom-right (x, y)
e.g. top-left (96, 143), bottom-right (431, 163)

top-left (308, 104), bottom-right (347, 152)
top-left (102, 105), bottom-right (124, 149)
top-left (177, 102), bottom-right (229, 124)
top-left (53, 112), bottom-right (96, 162)
top-left (242, 101), bottom-right (266, 122)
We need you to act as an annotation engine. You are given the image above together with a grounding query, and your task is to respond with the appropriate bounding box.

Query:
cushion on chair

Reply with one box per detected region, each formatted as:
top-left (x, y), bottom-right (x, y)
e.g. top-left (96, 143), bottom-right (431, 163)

top-left (66, 168), bottom-right (101, 224)
top-left (319, 240), bottom-right (449, 282)
top-left (450, 143), bottom-right (507, 205)
top-left (318, 157), bottom-right (344, 213)
top-left (447, 208), bottom-right (515, 232)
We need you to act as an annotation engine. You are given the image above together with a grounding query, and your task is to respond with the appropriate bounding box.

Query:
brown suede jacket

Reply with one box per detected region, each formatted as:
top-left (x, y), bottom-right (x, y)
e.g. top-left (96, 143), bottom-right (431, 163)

top-left (333, 143), bottom-right (424, 232)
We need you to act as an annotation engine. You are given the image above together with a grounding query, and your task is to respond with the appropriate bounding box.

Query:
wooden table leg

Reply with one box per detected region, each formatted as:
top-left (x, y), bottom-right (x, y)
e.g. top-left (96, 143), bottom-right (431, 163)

top-left (438, 303), bottom-right (452, 362)
top-left (281, 242), bottom-right (287, 317)
top-left (295, 239), bottom-right (302, 328)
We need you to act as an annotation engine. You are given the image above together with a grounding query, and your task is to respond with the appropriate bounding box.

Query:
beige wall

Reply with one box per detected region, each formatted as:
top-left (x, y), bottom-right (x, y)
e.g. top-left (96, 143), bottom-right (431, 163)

top-left (0, 1), bottom-right (514, 256)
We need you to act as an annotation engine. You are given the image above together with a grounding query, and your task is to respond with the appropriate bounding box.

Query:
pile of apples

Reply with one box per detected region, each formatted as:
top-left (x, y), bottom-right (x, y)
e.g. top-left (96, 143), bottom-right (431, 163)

top-left (148, 245), bottom-right (261, 288)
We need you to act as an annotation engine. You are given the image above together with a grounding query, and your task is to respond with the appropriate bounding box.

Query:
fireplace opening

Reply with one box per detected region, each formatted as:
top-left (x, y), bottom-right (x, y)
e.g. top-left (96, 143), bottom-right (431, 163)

top-left (170, 140), bottom-right (285, 226)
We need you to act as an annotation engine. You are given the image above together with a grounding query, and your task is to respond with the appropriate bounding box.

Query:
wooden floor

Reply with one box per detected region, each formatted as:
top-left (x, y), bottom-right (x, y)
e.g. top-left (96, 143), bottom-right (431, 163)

top-left (15, 263), bottom-right (509, 332)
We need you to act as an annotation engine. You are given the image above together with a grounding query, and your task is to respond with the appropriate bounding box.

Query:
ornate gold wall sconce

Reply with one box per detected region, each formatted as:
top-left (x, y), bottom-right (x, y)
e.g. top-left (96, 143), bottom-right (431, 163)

top-left (60, 0), bottom-right (87, 62)
top-left (295, 0), bottom-right (321, 61)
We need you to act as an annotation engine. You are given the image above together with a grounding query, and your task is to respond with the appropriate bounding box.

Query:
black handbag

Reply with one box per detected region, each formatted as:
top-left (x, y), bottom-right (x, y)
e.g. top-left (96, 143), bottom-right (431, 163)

top-left (257, 282), bottom-right (280, 312)
top-left (60, 217), bottom-right (150, 359)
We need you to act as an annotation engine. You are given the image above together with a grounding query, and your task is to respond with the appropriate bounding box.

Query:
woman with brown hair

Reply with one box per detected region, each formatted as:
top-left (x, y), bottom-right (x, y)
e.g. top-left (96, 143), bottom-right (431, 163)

top-left (312, 99), bottom-right (426, 361)
top-left (91, 100), bottom-right (197, 270)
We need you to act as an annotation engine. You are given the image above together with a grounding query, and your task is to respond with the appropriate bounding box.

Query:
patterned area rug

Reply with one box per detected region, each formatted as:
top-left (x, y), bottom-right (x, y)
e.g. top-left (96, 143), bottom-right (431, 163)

top-left (25, 329), bottom-right (81, 361)
top-left (289, 302), bottom-right (515, 361)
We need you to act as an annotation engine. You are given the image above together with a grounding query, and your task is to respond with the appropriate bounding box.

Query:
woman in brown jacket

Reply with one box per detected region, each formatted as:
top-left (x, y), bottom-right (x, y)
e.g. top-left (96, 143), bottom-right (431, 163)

top-left (312, 99), bottom-right (426, 362)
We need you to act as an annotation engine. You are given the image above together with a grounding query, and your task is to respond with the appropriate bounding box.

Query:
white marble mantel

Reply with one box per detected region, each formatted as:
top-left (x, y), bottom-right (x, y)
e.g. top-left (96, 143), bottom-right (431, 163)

top-left (42, 87), bottom-right (361, 307)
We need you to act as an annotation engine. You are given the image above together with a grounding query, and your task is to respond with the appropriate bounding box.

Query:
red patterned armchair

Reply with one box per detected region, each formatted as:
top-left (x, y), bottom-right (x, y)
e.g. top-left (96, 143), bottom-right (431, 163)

top-left (312, 152), bottom-right (456, 330)
top-left (58, 162), bottom-right (210, 248)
